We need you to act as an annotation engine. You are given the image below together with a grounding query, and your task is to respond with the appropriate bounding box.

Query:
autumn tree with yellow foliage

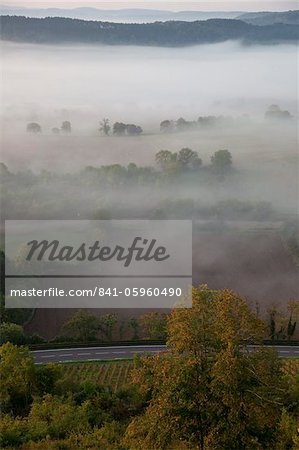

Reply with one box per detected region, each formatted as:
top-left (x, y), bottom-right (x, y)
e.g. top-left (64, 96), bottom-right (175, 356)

top-left (124, 286), bottom-right (297, 450)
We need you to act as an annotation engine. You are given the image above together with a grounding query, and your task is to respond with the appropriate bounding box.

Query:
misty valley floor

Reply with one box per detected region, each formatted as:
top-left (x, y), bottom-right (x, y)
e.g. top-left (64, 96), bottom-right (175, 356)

top-left (2, 40), bottom-right (298, 339)
top-left (25, 230), bottom-right (298, 339)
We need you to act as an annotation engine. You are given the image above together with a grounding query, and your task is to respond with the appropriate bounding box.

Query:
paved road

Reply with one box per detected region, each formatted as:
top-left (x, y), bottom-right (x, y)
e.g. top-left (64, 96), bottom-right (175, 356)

top-left (32, 345), bottom-right (299, 364)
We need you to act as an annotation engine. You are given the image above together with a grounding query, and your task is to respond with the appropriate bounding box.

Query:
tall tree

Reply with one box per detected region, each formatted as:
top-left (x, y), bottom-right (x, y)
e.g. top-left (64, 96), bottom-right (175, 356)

top-left (211, 149), bottom-right (232, 174)
top-left (61, 121), bottom-right (72, 133)
top-left (99, 118), bottom-right (110, 136)
top-left (26, 122), bottom-right (41, 133)
top-left (0, 343), bottom-right (35, 414)
top-left (62, 310), bottom-right (99, 341)
top-left (140, 312), bottom-right (167, 340)
top-left (177, 147), bottom-right (202, 170)
top-left (155, 150), bottom-right (177, 172)
top-left (98, 313), bottom-right (118, 341)
top-left (124, 286), bottom-right (285, 450)
top-left (113, 122), bottom-right (126, 136)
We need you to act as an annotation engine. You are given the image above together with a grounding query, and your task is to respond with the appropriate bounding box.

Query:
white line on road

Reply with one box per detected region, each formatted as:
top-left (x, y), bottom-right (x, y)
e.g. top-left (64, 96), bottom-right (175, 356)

top-left (32, 345), bottom-right (299, 364)
top-left (32, 345), bottom-right (166, 353)
top-left (128, 349), bottom-right (160, 353)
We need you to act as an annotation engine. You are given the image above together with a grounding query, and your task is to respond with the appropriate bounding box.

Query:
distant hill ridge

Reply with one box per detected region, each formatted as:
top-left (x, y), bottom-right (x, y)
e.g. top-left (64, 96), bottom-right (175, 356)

top-left (0, 6), bottom-right (297, 25)
top-left (0, 6), bottom-right (245, 22)
top-left (238, 10), bottom-right (299, 25)
top-left (0, 16), bottom-right (298, 46)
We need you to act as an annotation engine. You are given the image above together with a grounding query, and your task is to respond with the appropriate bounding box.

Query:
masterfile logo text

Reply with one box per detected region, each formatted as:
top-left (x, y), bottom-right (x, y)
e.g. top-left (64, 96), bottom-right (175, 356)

top-left (5, 220), bottom-right (192, 309)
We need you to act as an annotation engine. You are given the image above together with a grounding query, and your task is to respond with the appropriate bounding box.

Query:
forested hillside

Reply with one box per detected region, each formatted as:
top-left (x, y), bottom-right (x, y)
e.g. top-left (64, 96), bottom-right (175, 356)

top-left (0, 16), bottom-right (298, 46)
top-left (238, 10), bottom-right (299, 26)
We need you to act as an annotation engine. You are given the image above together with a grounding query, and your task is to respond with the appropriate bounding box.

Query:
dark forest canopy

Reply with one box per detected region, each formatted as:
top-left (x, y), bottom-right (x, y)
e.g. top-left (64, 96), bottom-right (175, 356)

top-left (0, 15), bottom-right (298, 46)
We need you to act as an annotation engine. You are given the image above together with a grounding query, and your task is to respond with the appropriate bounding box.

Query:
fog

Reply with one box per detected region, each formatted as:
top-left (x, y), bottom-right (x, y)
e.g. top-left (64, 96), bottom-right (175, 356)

top-left (1, 40), bottom-right (298, 212)
top-left (1, 39), bottom-right (298, 317)
top-left (1, 41), bottom-right (297, 127)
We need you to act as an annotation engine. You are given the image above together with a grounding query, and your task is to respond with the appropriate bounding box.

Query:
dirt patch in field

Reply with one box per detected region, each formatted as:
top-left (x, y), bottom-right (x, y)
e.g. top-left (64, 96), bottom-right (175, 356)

top-left (25, 231), bottom-right (298, 339)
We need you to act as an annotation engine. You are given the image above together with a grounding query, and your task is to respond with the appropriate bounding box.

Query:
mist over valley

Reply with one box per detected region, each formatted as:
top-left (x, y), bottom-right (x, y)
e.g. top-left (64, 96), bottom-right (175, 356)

top-left (1, 27), bottom-right (298, 331)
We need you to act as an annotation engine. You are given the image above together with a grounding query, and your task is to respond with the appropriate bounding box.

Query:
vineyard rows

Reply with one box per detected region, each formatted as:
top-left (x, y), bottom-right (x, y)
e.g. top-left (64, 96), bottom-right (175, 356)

top-left (61, 360), bottom-right (134, 391)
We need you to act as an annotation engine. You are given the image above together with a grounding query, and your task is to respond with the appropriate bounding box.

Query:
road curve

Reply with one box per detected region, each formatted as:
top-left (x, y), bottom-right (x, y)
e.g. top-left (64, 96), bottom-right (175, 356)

top-left (31, 345), bottom-right (299, 364)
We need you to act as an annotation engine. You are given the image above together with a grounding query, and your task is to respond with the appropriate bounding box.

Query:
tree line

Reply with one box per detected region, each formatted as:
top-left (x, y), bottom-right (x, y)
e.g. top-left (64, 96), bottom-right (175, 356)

top-left (26, 119), bottom-right (143, 136)
top-left (1, 295), bottom-right (299, 347)
top-left (1, 16), bottom-right (298, 46)
top-left (26, 105), bottom-right (293, 136)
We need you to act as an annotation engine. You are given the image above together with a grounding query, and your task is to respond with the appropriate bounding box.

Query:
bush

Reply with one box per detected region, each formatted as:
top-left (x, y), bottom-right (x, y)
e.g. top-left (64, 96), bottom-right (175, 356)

top-left (0, 415), bottom-right (29, 447)
top-left (0, 322), bottom-right (26, 345)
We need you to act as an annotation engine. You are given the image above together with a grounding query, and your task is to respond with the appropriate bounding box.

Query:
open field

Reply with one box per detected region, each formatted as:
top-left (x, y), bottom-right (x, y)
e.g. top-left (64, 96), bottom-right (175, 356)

top-left (60, 359), bottom-right (134, 391)
top-left (57, 356), bottom-right (299, 393)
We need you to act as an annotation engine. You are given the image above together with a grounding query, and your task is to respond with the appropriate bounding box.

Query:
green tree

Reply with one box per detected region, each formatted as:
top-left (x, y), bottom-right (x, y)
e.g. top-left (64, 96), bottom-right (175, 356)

top-left (155, 150), bottom-right (177, 172)
top-left (0, 297), bottom-right (34, 326)
top-left (268, 307), bottom-right (277, 340)
top-left (140, 312), bottom-right (167, 340)
top-left (65, 421), bottom-right (126, 450)
top-left (211, 149), bottom-right (232, 174)
top-left (27, 394), bottom-right (90, 440)
top-left (0, 322), bottom-right (25, 345)
top-left (35, 363), bottom-right (62, 395)
top-left (98, 314), bottom-right (118, 341)
top-left (0, 414), bottom-right (29, 448)
top-left (275, 409), bottom-right (299, 450)
top-left (286, 300), bottom-right (299, 340)
top-left (177, 147), bottom-right (202, 170)
top-left (129, 317), bottom-right (140, 340)
top-left (62, 310), bottom-right (99, 341)
top-left (0, 343), bottom-right (36, 414)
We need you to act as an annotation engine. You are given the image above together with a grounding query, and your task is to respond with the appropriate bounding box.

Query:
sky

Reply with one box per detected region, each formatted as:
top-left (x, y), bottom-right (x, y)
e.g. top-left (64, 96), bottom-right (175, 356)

top-left (3, 1), bottom-right (297, 12)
